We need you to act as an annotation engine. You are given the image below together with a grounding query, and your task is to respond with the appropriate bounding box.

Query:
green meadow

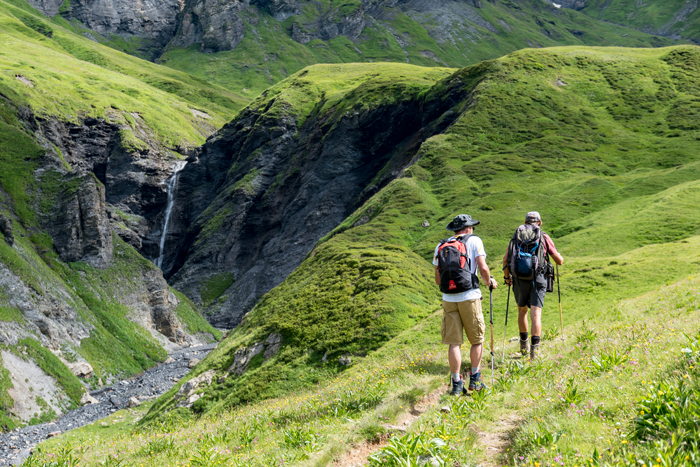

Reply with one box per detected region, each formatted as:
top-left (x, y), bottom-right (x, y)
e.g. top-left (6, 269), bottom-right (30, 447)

top-left (140, 46), bottom-right (700, 424)
top-left (156, 0), bottom-right (674, 98)
top-left (27, 274), bottom-right (700, 466)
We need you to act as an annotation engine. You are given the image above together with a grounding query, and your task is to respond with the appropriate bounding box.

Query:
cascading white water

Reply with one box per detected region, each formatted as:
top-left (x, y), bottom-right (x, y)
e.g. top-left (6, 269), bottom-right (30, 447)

top-left (156, 161), bottom-right (187, 269)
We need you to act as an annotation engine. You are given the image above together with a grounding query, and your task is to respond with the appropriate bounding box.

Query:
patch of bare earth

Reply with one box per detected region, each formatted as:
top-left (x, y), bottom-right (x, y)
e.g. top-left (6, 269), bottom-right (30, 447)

top-left (476, 412), bottom-right (522, 467)
top-left (333, 384), bottom-right (448, 467)
top-left (15, 75), bottom-right (34, 88)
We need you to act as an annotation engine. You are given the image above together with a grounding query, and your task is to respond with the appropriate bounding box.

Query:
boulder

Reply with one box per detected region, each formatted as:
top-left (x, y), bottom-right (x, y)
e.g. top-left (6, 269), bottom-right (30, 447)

top-left (177, 393), bottom-right (202, 408)
top-left (175, 370), bottom-right (216, 402)
top-left (0, 214), bottom-right (14, 246)
top-left (67, 361), bottom-right (93, 378)
top-left (80, 393), bottom-right (99, 405)
top-left (188, 358), bottom-right (200, 368)
top-left (263, 332), bottom-right (282, 359)
top-left (227, 343), bottom-right (265, 375)
top-left (128, 397), bottom-right (141, 408)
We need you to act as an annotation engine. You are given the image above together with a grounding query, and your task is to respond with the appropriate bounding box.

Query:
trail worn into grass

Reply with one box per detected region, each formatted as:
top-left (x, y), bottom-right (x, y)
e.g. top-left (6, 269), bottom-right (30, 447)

top-left (477, 412), bottom-right (522, 467)
top-left (333, 383), bottom-right (447, 467)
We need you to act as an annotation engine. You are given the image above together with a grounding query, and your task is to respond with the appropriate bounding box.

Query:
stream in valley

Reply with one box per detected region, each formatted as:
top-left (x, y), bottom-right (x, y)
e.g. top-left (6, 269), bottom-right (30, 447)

top-left (0, 343), bottom-right (216, 465)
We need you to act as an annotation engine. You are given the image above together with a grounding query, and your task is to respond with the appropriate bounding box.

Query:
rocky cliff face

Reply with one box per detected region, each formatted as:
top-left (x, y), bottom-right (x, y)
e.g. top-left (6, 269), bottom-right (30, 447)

top-left (0, 101), bottom-right (213, 385)
top-left (26, 0), bottom-right (498, 60)
top-left (170, 0), bottom-right (248, 53)
top-left (34, 116), bottom-right (187, 262)
top-left (26, 0), bottom-right (183, 59)
top-left (162, 65), bottom-right (473, 327)
top-left (42, 173), bottom-right (114, 269)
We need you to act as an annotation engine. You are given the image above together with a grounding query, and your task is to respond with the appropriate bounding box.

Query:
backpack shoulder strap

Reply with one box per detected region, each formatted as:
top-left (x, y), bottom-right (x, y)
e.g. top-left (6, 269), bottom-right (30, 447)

top-left (458, 234), bottom-right (474, 246)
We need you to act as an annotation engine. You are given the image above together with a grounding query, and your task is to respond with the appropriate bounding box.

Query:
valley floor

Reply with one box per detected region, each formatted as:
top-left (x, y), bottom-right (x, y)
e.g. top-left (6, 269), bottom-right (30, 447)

top-left (23, 274), bottom-right (700, 466)
top-left (2, 344), bottom-right (215, 466)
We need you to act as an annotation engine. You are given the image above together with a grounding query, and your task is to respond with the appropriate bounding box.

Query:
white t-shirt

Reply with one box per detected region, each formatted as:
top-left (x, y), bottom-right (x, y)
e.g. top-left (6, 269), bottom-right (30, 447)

top-left (433, 234), bottom-right (486, 302)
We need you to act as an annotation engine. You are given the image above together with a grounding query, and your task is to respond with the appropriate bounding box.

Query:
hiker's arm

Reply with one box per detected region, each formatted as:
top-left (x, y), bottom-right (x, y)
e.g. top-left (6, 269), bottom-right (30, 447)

top-left (550, 249), bottom-right (564, 266)
top-left (434, 266), bottom-right (440, 285)
top-left (475, 256), bottom-right (497, 289)
top-left (502, 245), bottom-right (512, 285)
top-left (546, 235), bottom-right (564, 265)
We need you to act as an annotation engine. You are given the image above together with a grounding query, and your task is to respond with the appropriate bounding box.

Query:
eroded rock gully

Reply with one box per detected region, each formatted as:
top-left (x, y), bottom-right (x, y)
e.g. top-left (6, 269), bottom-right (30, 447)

top-left (164, 71), bottom-right (475, 328)
top-left (34, 116), bottom-right (187, 262)
top-left (0, 106), bottom-right (203, 365)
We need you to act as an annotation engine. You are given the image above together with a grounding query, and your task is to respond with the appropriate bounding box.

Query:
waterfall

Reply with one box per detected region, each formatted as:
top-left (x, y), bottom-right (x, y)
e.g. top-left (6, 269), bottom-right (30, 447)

top-left (156, 161), bottom-right (187, 270)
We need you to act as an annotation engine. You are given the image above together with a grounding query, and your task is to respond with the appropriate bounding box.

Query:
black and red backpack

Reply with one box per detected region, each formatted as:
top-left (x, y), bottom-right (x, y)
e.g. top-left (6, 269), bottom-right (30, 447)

top-left (436, 234), bottom-right (481, 294)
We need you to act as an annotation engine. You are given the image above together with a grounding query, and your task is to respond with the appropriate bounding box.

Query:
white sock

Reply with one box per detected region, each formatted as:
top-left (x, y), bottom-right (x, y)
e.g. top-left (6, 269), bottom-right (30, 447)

top-left (452, 372), bottom-right (461, 381)
top-left (471, 367), bottom-right (479, 375)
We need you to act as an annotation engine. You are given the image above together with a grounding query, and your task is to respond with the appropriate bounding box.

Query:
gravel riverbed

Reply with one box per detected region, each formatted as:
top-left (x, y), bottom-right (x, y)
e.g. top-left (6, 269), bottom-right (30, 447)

top-left (0, 343), bottom-right (217, 466)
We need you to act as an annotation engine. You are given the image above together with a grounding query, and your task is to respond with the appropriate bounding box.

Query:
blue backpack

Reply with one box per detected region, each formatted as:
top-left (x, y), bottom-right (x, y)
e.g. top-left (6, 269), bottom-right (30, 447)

top-left (509, 224), bottom-right (545, 281)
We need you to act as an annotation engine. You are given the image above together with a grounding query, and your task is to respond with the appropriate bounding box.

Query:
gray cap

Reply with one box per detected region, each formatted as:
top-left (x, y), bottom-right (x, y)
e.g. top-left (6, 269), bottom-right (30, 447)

top-left (526, 211), bottom-right (541, 223)
top-left (446, 214), bottom-right (480, 231)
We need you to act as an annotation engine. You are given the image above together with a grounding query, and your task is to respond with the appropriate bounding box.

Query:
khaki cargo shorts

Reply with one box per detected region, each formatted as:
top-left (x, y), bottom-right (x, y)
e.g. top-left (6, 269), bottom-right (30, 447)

top-left (441, 299), bottom-right (485, 346)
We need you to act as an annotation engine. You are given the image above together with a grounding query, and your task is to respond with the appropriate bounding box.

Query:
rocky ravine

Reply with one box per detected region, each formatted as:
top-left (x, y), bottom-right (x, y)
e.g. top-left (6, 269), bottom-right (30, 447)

top-left (161, 65), bottom-right (481, 328)
top-left (33, 115), bottom-right (196, 262)
top-left (0, 344), bottom-right (216, 466)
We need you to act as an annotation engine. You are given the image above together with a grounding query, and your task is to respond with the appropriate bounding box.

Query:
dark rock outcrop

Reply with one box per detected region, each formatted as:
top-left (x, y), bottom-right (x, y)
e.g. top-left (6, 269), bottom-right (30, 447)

top-left (253, 0), bottom-right (300, 21)
top-left (26, 0), bottom-right (183, 59)
top-left (291, 2), bottom-right (365, 44)
top-left (35, 117), bottom-right (184, 262)
top-left (164, 66), bottom-right (481, 327)
top-left (0, 214), bottom-right (13, 246)
top-left (44, 173), bottom-right (113, 268)
top-left (144, 270), bottom-right (187, 344)
top-left (170, 0), bottom-right (248, 53)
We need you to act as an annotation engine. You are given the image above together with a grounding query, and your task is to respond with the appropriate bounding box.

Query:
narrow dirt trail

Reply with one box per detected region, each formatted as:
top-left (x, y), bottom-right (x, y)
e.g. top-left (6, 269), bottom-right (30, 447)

top-left (333, 384), bottom-right (447, 467)
top-left (476, 412), bottom-right (522, 467)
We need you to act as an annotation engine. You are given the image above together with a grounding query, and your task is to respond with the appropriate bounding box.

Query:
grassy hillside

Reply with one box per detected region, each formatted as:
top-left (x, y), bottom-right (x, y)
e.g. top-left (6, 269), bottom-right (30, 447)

top-left (0, 0), bottom-right (247, 146)
top-left (0, 0), bottom-right (231, 429)
top-left (139, 45), bottom-right (700, 424)
top-left (26, 273), bottom-right (700, 466)
top-left (580, 0), bottom-right (700, 43)
top-left (156, 0), bottom-right (675, 99)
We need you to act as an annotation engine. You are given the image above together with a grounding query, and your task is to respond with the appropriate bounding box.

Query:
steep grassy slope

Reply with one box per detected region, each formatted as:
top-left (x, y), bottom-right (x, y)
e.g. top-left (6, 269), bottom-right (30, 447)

top-left (579, 0), bottom-right (700, 43)
top-left (165, 62), bottom-right (459, 326)
top-left (27, 273), bottom-right (700, 466)
top-left (145, 45), bottom-right (700, 421)
top-left (0, 0), bottom-right (247, 146)
top-left (157, 0), bottom-right (674, 98)
top-left (0, 0), bottom-right (230, 430)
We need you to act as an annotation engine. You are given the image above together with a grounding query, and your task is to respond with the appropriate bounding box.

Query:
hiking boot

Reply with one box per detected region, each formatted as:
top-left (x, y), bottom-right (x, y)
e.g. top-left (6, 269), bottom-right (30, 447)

top-left (520, 338), bottom-right (530, 357)
top-left (530, 343), bottom-right (540, 361)
top-left (468, 371), bottom-right (487, 392)
top-left (449, 377), bottom-right (464, 396)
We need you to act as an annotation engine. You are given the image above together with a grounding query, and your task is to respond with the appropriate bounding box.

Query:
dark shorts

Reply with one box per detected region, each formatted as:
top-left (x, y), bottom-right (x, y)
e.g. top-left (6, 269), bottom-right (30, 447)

top-left (513, 274), bottom-right (547, 308)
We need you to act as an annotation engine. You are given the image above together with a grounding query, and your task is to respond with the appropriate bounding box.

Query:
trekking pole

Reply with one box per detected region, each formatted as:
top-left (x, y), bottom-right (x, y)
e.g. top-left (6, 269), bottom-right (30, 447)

top-left (556, 264), bottom-right (564, 340)
top-left (502, 282), bottom-right (511, 362)
top-left (489, 281), bottom-right (495, 389)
